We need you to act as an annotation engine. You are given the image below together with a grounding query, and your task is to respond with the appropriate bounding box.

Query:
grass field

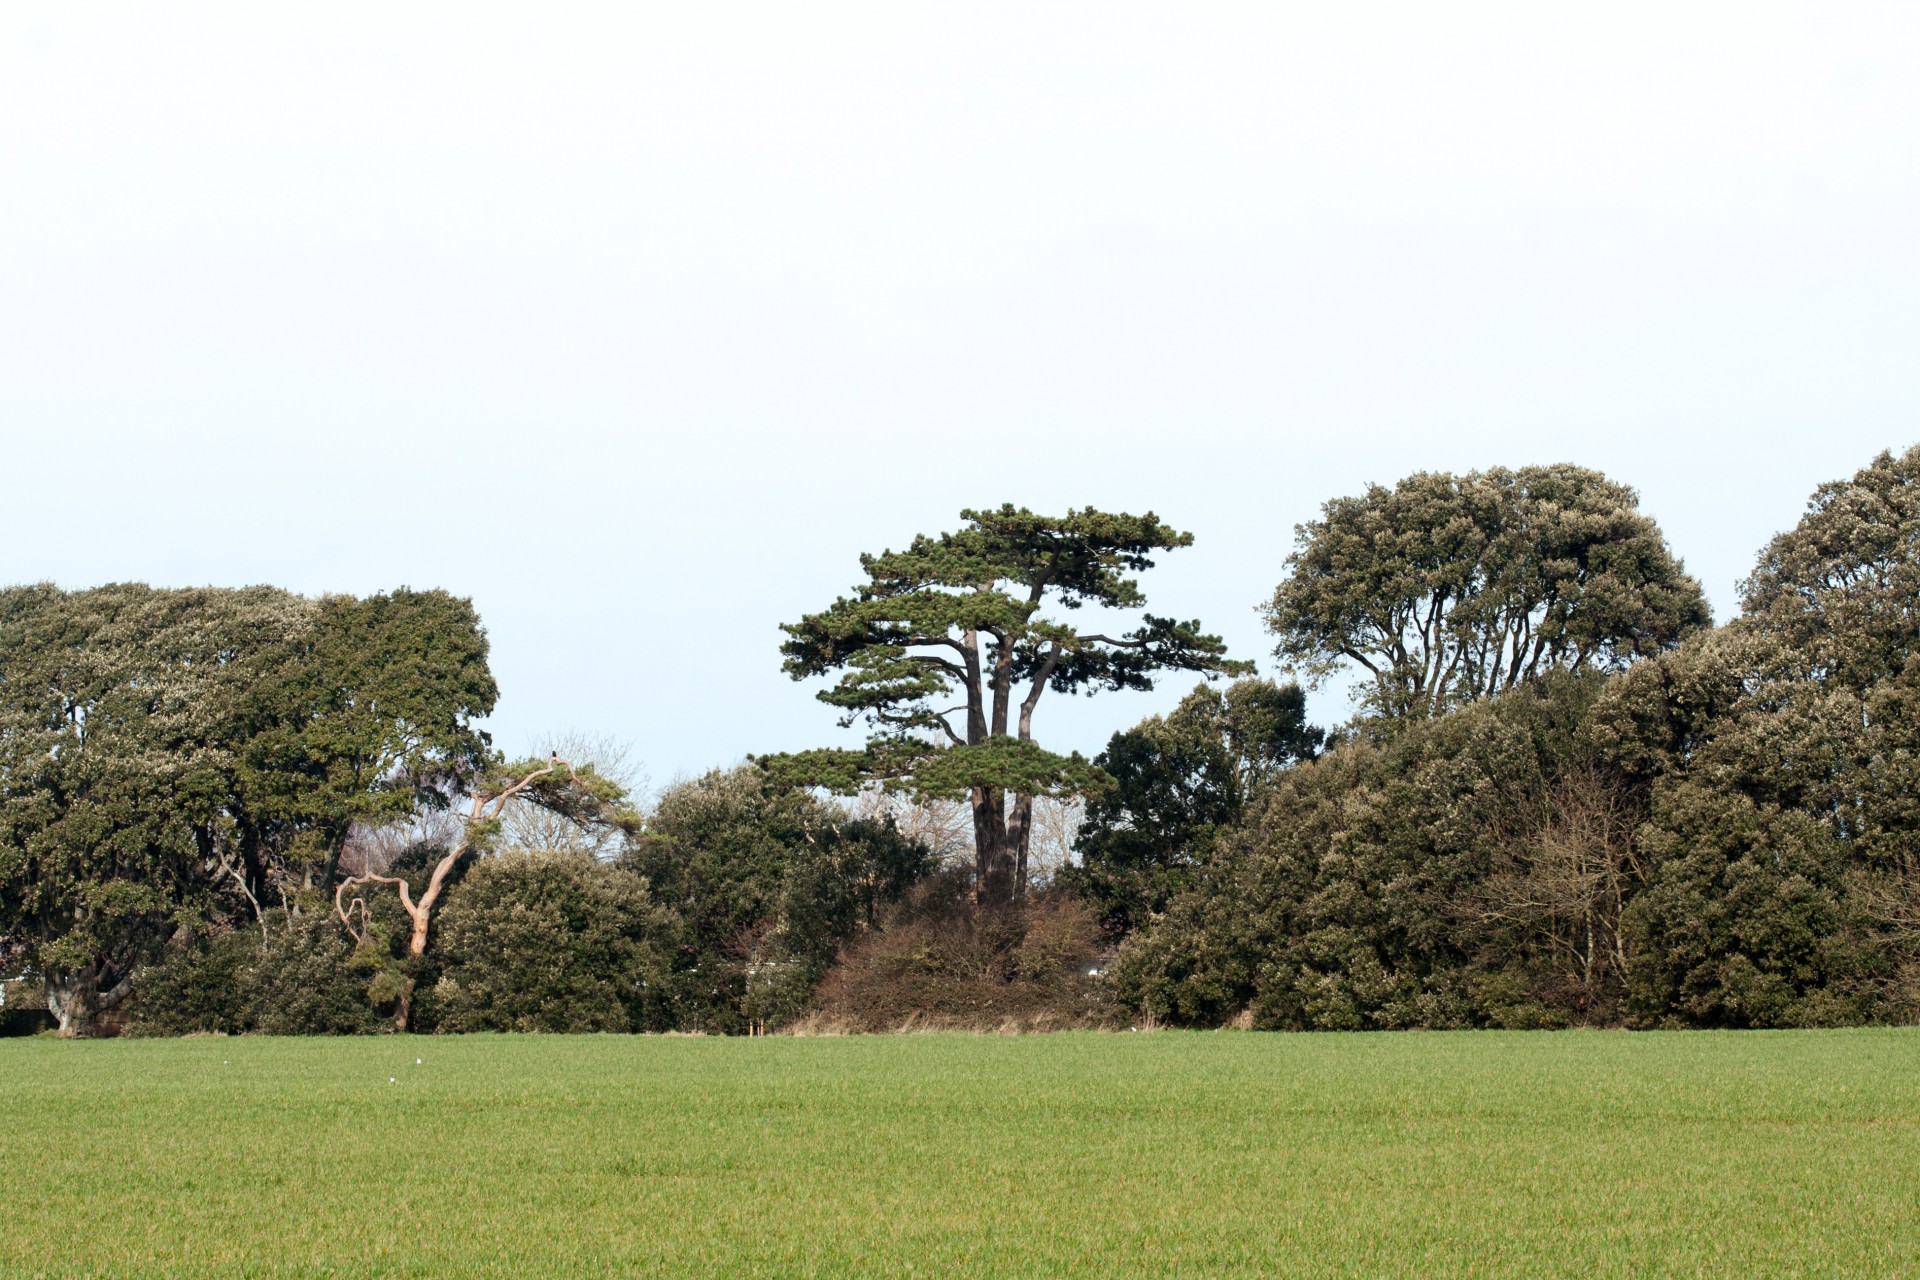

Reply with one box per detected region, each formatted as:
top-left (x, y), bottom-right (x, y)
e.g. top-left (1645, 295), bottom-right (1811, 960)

top-left (4, 1029), bottom-right (1918, 1278)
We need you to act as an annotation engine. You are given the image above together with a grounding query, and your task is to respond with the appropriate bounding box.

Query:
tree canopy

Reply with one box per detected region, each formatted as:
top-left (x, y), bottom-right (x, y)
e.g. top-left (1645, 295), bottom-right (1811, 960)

top-left (1264, 465), bottom-right (1710, 720)
top-left (0, 583), bottom-right (502, 1034)
top-left (1065, 678), bottom-right (1321, 935)
top-left (1122, 447), bottom-right (1920, 1031)
top-left (0, 583), bottom-right (312, 1033)
top-left (770, 506), bottom-right (1249, 905)
top-left (225, 588), bottom-right (499, 910)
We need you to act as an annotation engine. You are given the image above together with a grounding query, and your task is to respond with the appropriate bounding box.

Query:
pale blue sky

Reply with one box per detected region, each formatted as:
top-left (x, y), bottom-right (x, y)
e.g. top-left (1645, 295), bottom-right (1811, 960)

top-left (5, 4), bottom-right (1918, 783)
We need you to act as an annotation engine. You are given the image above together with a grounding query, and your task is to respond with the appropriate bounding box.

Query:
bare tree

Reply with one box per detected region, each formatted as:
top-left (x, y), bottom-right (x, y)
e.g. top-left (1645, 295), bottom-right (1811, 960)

top-left (1024, 795), bottom-right (1086, 889)
top-left (839, 787), bottom-right (1081, 890)
top-left (1466, 766), bottom-right (1644, 1013)
top-left (843, 788), bottom-right (974, 870)
top-left (338, 807), bottom-right (466, 880)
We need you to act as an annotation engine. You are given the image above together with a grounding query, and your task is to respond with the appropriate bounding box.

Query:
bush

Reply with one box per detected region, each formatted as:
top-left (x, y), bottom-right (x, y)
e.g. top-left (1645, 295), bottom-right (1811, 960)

top-left (1112, 674), bottom-right (1633, 1030)
top-left (127, 930), bottom-right (254, 1035)
top-left (129, 910), bottom-right (386, 1036)
top-left (248, 911), bottom-right (387, 1035)
top-left (624, 767), bottom-right (931, 1031)
top-left (429, 851), bottom-right (677, 1033)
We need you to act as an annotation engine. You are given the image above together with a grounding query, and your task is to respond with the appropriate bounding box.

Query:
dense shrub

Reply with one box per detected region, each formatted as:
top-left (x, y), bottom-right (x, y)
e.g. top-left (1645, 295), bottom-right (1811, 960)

top-left (127, 930), bottom-right (254, 1035)
top-left (428, 851), bottom-right (677, 1033)
top-left (1590, 635), bottom-right (1920, 1026)
top-left (624, 767), bottom-right (932, 1031)
top-left (1112, 674), bottom-right (1641, 1029)
top-left (1112, 449), bottom-right (1920, 1032)
top-left (129, 910), bottom-right (384, 1035)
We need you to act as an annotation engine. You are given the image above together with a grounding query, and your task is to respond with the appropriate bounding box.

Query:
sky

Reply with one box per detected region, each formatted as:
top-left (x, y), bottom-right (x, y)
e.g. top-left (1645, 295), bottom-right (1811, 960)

top-left (4, 3), bottom-right (1919, 786)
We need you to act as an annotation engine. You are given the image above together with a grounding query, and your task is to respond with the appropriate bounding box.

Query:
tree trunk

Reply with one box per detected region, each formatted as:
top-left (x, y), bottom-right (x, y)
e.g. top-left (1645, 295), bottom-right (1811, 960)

top-left (45, 973), bottom-right (94, 1038)
top-left (971, 785), bottom-right (1018, 908)
top-left (44, 968), bottom-right (130, 1038)
top-left (1008, 790), bottom-right (1035, 902)
top-left (318, 818), bottom-right (352, 899)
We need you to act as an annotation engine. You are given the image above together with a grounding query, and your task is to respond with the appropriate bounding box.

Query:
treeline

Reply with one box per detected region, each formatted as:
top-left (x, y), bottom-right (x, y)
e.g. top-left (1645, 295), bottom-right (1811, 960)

top-left (4, 448), bottom-right (1918, 1035)
top-left (1104, 449), bottom-right (1920, 1029)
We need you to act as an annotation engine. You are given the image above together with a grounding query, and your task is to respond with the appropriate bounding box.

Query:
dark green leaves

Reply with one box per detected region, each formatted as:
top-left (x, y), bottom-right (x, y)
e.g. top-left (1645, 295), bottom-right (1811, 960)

top-left (1266, 465), bottom-right (1710, 721)
top-left (774, 507), bottom-right (1246, 816)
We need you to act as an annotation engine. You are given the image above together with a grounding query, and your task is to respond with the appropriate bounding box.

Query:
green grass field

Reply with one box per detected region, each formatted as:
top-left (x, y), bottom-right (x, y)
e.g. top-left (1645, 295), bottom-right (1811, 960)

top-left (4, 1029), bottom-right (1917, 1278)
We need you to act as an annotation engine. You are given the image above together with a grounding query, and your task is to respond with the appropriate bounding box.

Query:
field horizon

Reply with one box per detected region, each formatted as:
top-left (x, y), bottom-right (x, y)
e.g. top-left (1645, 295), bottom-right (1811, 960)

top-left (5, 1027), bottom-right (1918, 1277)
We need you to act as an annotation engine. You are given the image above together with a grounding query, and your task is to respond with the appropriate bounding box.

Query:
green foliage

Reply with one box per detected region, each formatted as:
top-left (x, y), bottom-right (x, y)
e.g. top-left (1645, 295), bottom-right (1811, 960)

top-left (126, 929), bottom-right (256, 1036)
top-left (229, 588), bottom-right (498, 885)
top-left (428, 851), bottom-right (677, 1034)
top-left (1620, 783), bottom-right (1882, 1027)
top-left (1265, 465), bottom-right (1710, 720)
top-left (748, 814), bottom-right (936, 1027)
top-left (250, 910), bottom-right (390, 1034)
top-left (1063, 678), bottom-right (1321, 935)
top-left (0, 583), bottom-right (313, 1032)
top-left (129, 911), bottom-right (386, 1036)
top-left (22, 451), bottom-right (1920, 1041)
top-left (0, 582), bottom-right (499, 1034)
top-left (1127, 446), bottom-right (1920, 1031)
top-left (623, 767), bottom-right (932, 1031)
top-left (1577, 446), bottom-right (1920, 1025)
top-left (772, 505), bottom-right (1248, 904)
top-left (1741, 445), bottom-right (1920, 687)
top-left (1114, 673), bottom-right (1635, 1029)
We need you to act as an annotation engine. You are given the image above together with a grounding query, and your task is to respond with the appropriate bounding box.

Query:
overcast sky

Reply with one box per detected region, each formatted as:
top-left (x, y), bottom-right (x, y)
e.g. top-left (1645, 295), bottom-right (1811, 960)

top-left (5, 3), bottom-right (1918, 786)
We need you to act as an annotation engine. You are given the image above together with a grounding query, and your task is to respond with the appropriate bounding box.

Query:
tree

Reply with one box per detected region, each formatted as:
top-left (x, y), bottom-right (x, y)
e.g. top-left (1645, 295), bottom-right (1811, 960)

top-left (1065, 678), bottom-right (1321, 935)
top-left (772, 506), bottom-right (1250, 906)
top-left (1584, 445), bottom-right (1920, 1023)
top-left (334, 754), bottom-right (632, 961)
top-left (1741, 445), bottom-right (1920, 690)
top-left (0, 583), bottom-right (312, 1035)
top-left (1264, 465), bottom-right (1709, 720)
top-left (428, 850), bottom-right (677, 1034)
top-left (496, 731), bottom-right (645, 857)
top-left (230, 588), bottom-right (497, 903)
top-left (622, 766), bottom-right (931, 1032)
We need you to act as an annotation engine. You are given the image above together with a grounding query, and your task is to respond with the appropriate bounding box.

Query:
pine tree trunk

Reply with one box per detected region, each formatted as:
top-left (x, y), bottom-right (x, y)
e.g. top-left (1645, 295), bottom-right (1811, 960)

top-left (971, 785), bottom-right (1018, 907)
top-left (1009, 791), bottom-right (1035, 902)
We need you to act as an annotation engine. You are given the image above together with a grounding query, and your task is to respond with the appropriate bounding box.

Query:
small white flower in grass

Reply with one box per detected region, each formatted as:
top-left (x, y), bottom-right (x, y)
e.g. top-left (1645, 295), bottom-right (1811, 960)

top-left (416, 1058), bottom-right (422, 1065)
top-left (389, 1076), bottom-right (396, 1083)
